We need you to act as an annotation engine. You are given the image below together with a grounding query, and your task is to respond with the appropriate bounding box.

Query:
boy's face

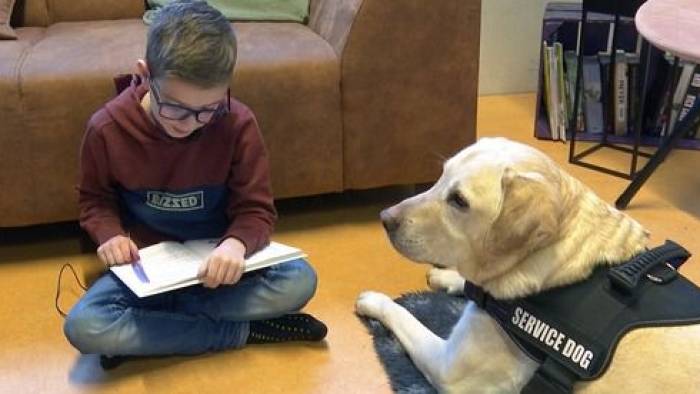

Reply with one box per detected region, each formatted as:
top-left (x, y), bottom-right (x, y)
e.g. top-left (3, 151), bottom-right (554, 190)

top-left (149, 76), bottom-right (229, 139)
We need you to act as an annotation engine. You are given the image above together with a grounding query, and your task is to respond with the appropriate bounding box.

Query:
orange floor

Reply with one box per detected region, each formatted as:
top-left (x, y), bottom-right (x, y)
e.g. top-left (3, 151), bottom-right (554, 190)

top-left (0, 94), bottom-right (698, 393)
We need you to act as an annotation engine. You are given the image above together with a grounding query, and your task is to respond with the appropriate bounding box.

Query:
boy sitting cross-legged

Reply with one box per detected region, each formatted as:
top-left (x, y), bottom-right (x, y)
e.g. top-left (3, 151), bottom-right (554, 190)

top-left (64, 0), bottom-right (327, 369)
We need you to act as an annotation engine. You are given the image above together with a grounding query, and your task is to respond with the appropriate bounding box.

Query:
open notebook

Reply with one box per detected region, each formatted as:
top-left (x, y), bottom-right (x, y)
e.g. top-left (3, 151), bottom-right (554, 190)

top-left (110, 240), bottom-right (306, 297)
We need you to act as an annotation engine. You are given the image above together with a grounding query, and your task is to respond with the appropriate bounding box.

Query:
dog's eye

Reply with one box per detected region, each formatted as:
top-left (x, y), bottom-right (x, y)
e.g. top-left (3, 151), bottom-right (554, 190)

top-left (447, 191), bottom-right (469, 210)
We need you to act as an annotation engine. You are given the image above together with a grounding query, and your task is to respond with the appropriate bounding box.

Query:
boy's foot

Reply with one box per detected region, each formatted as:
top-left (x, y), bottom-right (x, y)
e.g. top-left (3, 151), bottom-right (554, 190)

top-left (247, 313), bottom-right (327, 344)
top-left (99, 355), bottom-right (129, 370)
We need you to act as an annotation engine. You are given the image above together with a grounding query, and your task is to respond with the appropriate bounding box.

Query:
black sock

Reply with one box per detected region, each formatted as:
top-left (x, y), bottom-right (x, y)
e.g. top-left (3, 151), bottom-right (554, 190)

top-left (247, 313), bottom-right (327, 344)
top-left (99, 355), bottom-right (129, 370)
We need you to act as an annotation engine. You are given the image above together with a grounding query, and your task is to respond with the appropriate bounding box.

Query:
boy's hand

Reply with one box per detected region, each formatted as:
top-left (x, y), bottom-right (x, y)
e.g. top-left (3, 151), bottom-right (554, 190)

top-left (97, 235), bottom-right (139, 267)
top-left (198, 237), bottom-right (247, 288)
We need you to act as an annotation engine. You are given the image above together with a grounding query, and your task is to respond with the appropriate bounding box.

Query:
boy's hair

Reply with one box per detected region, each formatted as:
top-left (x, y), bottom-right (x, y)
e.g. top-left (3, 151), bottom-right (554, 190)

top-left (146, 0), bottom-right (237, 88)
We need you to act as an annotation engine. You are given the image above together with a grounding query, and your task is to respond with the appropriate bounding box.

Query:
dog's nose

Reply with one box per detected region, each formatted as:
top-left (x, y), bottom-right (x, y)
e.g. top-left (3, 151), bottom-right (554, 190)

top-left (380, 208), bottom-right (400, 233)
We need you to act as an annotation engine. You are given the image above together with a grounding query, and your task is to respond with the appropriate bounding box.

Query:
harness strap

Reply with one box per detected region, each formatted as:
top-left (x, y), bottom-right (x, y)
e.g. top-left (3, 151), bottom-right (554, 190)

top-left (521, 358), bottom-right (576, 394)
top-left (463, 281), bottom-right (547, 362)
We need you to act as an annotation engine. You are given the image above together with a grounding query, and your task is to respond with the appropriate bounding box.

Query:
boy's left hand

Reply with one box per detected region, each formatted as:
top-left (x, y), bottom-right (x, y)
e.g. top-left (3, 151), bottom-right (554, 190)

top-left (198, 237), bottom-right (247, 288)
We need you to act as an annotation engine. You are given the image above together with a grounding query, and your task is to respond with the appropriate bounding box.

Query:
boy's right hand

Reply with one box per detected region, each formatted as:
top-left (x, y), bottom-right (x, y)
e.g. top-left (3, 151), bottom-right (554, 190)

top-left (97, 235), bottom-right (140, 267)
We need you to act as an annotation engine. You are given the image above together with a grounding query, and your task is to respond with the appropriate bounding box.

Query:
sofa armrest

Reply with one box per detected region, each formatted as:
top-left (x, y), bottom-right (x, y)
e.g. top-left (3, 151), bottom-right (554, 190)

top-left (308, 0), bottom-right (363, 55)
top-left (338, 0), bottom-right (482, 189)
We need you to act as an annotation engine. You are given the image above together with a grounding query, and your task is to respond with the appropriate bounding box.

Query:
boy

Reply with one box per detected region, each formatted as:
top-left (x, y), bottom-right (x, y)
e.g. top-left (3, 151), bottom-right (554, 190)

top-left (64, 0), bottom-right (327, 369)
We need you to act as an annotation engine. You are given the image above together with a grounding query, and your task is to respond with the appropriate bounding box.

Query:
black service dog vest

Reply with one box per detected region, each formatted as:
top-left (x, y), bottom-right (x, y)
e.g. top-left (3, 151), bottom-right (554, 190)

top-left (463, 240), bottom-right (700, 393)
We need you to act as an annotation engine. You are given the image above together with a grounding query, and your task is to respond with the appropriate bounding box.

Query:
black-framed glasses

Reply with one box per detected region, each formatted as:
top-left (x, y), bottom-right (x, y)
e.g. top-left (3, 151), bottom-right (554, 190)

top-left (150, 81), bottom-right (230, 124)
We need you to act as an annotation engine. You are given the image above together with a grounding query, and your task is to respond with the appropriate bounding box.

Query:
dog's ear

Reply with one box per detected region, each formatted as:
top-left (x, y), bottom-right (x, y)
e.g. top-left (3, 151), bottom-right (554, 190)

top-left (484, 167), bottom-right (560, 257)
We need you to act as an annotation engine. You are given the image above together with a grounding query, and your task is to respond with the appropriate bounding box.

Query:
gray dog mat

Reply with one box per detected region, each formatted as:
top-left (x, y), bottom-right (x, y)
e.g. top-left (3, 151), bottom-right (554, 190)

top-left (359, 291), bottom-right (467, 394)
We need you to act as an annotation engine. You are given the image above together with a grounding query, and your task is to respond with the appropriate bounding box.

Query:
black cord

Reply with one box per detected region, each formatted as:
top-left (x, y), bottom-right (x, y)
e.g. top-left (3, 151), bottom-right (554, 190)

top-left (55, 263), bottom-right (88, 318)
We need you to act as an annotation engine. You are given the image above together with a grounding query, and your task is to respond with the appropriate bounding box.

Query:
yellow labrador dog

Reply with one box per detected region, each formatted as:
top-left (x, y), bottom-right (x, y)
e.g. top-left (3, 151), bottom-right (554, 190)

top-left (356, 137), bottom-right (700, 393)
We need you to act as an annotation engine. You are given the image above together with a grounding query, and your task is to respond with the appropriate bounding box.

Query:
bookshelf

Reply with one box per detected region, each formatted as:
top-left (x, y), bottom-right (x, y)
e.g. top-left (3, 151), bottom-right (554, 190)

top-left (534, 2), bottom-right (700, 151)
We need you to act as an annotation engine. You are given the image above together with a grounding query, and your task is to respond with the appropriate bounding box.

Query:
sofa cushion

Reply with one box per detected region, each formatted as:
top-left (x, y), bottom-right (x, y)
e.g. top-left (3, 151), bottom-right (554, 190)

top-left (0, 27), bottom-right (45, 224)
top-left (145, 0), bottom-right (310, 24)
top-left (18, 20), bottom-right (148, 223)
top-left (13, 20), bottom-right (341, 224)
top-left (0, 0), bottom-right (16, 39)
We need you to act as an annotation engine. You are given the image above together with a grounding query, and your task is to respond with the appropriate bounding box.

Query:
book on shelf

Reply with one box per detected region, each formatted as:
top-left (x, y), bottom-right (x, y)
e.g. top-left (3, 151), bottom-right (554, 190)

top-left (543, 41), bottom-right (555, 140)
top-left (627, 52), bottom-right (641, 134)
top-left (677, 68), bottom-right (700, 139)
top-left (542, 41), bottom-right (568, 142)
top-left (110, 240), bottom-right (306, 298)
top-left (555, 42), bottom-right (568, 142)
top-left (582, 56), bottom-right (604, 134)
top-left (625, 36), bottom-right (643, 134)
top-left (667, 63), bottom-right (696, 136)
top-left (564, 50), bottom-right (584, 132)
top-left (613, 49), bottom-right (629, 136)
top-left (649, 56), bottom-right (676, 137)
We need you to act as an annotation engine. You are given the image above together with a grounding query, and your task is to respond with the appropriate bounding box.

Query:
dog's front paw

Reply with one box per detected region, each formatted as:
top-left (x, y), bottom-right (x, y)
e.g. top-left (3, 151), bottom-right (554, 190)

top-left (356, 291), bottom-right (392, 320)
top-left (427, 267), bottom-right (466, 295)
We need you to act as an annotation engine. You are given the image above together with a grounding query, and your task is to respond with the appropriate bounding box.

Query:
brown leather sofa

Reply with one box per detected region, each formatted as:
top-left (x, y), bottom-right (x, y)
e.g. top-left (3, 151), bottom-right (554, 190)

top-left (1, 0), bottom-right (480, 228)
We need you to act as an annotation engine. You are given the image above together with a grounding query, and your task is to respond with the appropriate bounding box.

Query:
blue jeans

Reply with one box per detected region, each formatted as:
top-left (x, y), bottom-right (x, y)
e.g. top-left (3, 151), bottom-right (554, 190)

top-left (64, 259), bottom-right (317, 356)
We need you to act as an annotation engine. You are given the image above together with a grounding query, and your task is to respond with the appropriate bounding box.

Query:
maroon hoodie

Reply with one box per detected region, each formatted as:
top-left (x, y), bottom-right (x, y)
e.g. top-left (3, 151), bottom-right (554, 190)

top-left (77, 75), bottom-right (277, 255)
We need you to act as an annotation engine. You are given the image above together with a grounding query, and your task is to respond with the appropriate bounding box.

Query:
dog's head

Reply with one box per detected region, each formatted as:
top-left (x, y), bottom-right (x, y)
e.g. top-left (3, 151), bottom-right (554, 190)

top-left (381, 137), bottom-right (569, 284)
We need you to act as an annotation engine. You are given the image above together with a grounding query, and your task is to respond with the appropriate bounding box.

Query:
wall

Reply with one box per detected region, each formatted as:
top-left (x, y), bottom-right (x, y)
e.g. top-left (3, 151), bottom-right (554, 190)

top-left (479, 0), bottom-right (581, 95)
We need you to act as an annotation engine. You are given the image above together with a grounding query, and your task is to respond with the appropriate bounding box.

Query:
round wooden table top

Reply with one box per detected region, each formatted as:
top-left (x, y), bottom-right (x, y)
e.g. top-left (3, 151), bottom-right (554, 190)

top-left (636, 0), bottom-right (700, 63)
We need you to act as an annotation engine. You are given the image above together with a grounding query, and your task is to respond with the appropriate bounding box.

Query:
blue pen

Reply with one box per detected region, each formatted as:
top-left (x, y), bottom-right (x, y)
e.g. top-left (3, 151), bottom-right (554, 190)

top-left (132, 260), bottom-right (150, 283)
top-left (129, 233), bottom-right (150, 283)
